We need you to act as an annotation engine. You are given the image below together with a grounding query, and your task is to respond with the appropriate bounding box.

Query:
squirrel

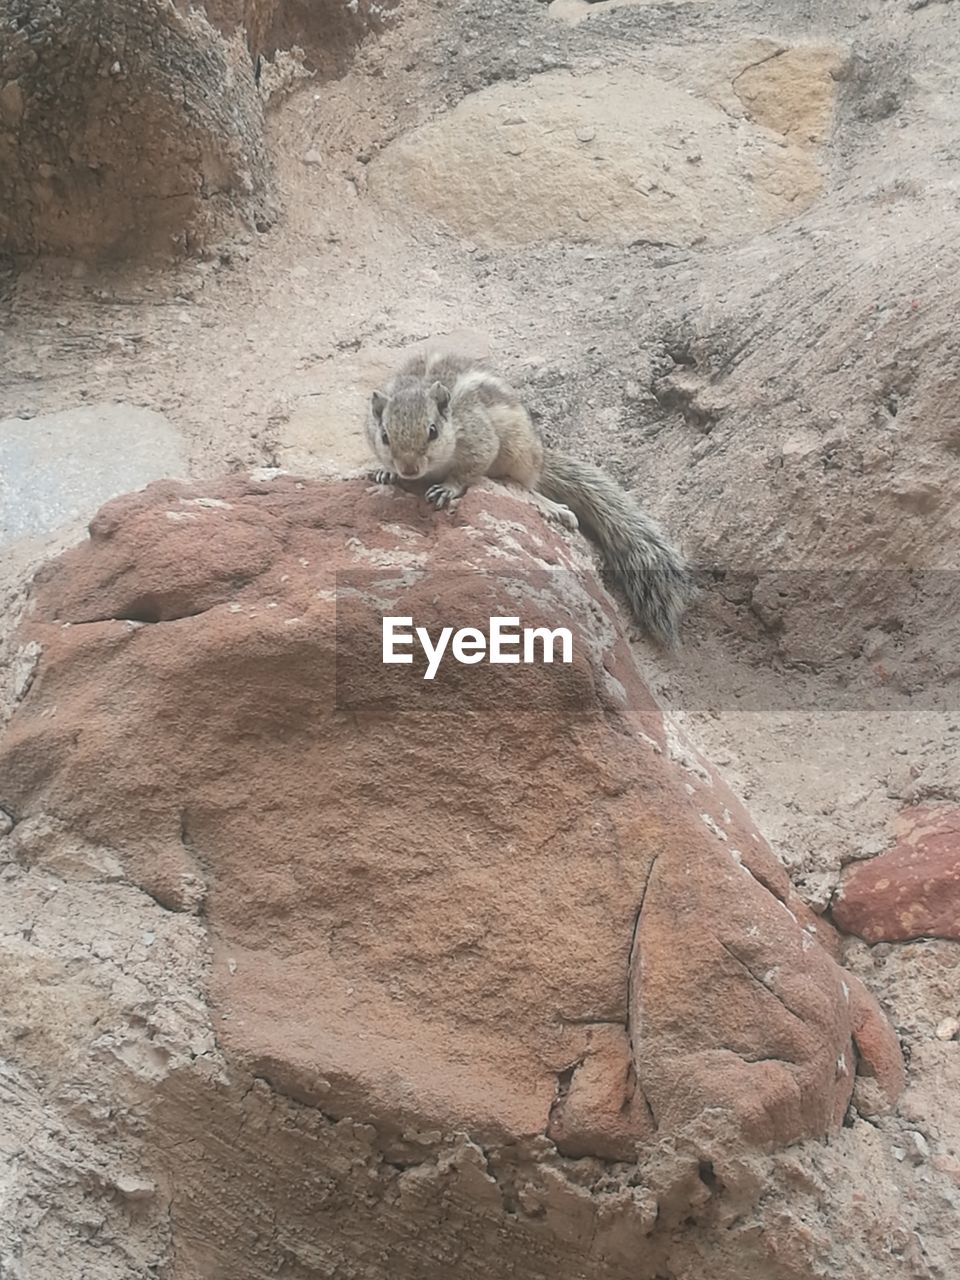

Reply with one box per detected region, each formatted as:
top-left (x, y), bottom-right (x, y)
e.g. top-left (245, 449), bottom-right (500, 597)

top-left (365, 350), bottom-right (693, 647)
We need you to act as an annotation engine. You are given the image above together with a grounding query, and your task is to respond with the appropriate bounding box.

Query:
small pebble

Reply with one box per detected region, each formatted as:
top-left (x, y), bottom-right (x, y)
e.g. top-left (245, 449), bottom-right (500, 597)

top-left (114, 1176), bottom-right (155, 1202)
top-left (906, 1131), bottom-right (929, 1164)
top-left (936, 1017), bottom-right (960, 1041)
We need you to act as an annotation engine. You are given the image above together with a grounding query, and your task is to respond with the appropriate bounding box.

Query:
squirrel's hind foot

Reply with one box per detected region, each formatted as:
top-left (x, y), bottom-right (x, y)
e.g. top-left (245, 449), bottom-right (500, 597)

top-left (533, 493), bottom-right (579, 532)
top-left (499, 482), bottom-right (579, 531)
top-left (543, 501), bottom-right (579, 532)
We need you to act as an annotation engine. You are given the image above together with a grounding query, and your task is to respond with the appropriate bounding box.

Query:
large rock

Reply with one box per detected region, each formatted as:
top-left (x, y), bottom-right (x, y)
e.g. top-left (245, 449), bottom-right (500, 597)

top-left (0, 403), bottom-right (187, 547)
top-left (833, 806), bottom-right (960, 943)
top-left (367, 62), bottom-right (835, 249)
top-left (0, 0), bottom-right (274, 259)
top-left (0, 474), bottom-right (903, 1277)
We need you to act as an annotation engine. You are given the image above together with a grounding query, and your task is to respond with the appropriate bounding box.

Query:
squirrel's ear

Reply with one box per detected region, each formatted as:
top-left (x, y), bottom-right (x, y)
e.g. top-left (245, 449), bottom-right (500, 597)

top-left (371, 391), bottom-right (388, 422)
top-left (430, 381), bottom-right (451, 416)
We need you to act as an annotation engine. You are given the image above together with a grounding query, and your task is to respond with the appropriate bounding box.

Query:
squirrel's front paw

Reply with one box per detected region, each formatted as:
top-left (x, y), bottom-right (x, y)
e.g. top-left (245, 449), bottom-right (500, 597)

top-left (425, 483), bottom-right (463, 511)
top-left (370, 469), bottom-right (398, 486)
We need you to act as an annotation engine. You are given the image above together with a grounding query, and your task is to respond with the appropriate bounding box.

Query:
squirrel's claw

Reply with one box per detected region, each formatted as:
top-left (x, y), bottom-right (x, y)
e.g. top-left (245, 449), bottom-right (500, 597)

top-left (425, 483), bottom-right (463, 510)
top-left (370, 469), bottom-right (398, 486)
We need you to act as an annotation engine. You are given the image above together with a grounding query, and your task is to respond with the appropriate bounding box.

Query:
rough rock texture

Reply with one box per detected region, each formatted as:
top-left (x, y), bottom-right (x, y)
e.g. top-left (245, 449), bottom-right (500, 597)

top-left (732, 45), bottom-right (845, 145)
top-left (833, 806), bottom-right (960, 943)
top-left (200, 0), bottom-right (397, 77)
top-left (0, 403), bottom-right (187, 546)
top-left (0, 475), bottom-right (903, 1277)
top-left (0, 0), bottom-right (275, 258)
top-left (368, 57), bottom-right (839, 249)
top-left (0, 0), bottom-right (405, 259)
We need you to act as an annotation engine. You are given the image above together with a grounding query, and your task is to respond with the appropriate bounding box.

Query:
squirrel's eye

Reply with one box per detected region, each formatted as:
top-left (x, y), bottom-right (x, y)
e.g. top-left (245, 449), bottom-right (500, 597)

top-left (381, 430), bottom-right (389, 446)
top-left (427, 423), bottom-right (439, 442)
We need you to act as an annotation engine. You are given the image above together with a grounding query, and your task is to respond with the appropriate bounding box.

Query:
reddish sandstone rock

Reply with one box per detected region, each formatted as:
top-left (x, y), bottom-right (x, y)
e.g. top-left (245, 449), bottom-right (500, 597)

top-left (0, 474), bottom-right (903, 1172)
top-left (847, 977), bottom-right (907, 1116)
top-left (833, 806), bottom-right (960, 943)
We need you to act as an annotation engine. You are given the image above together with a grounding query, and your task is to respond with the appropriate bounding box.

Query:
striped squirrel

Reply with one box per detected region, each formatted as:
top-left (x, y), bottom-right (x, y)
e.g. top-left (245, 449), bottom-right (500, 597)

top-left (366, 350), bottom-right (693, 646)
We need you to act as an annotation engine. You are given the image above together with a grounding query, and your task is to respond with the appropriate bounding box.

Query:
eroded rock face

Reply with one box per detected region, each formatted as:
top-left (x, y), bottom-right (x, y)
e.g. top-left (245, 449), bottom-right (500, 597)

top-left (367, 58), bottom-right (839, 249)
top-left (201, 0), bottom-right (397, 77)
top-left (0, 0), bottom-right (387, 258)
top-left (0, 474), bottom-right (903, 1275)
top-left (732, 45), bottom-right (846, 145)
top-left (0, 0), bottom-right (274, 259)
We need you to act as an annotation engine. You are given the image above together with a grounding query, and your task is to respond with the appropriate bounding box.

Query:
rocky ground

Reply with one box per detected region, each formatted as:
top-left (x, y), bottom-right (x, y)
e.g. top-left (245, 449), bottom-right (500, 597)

top-left (2, 0), bottom-right (959, 1276)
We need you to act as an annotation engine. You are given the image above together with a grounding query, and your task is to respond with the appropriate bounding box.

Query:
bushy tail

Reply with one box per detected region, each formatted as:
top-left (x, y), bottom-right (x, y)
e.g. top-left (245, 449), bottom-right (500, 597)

top-left (537, 450), bottom-right (693, 647)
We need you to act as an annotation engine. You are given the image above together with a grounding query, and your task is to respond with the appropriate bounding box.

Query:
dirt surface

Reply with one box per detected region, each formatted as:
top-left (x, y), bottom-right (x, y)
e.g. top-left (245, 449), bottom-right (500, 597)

top-left (2, 0), bottom-right (959, 1275)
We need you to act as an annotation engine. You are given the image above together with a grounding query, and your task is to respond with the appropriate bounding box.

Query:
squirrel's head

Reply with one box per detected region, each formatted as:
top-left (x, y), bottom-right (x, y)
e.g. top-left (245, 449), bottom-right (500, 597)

top-left (369, 380), bottom-right (456, 479)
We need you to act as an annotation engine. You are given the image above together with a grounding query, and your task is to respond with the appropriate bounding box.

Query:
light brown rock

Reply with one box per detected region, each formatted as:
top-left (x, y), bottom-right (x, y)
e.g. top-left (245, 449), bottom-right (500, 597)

top-left (367, 68), bottom-right (829, 249)
top-left (734, 45), bottom-right (846, 145)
